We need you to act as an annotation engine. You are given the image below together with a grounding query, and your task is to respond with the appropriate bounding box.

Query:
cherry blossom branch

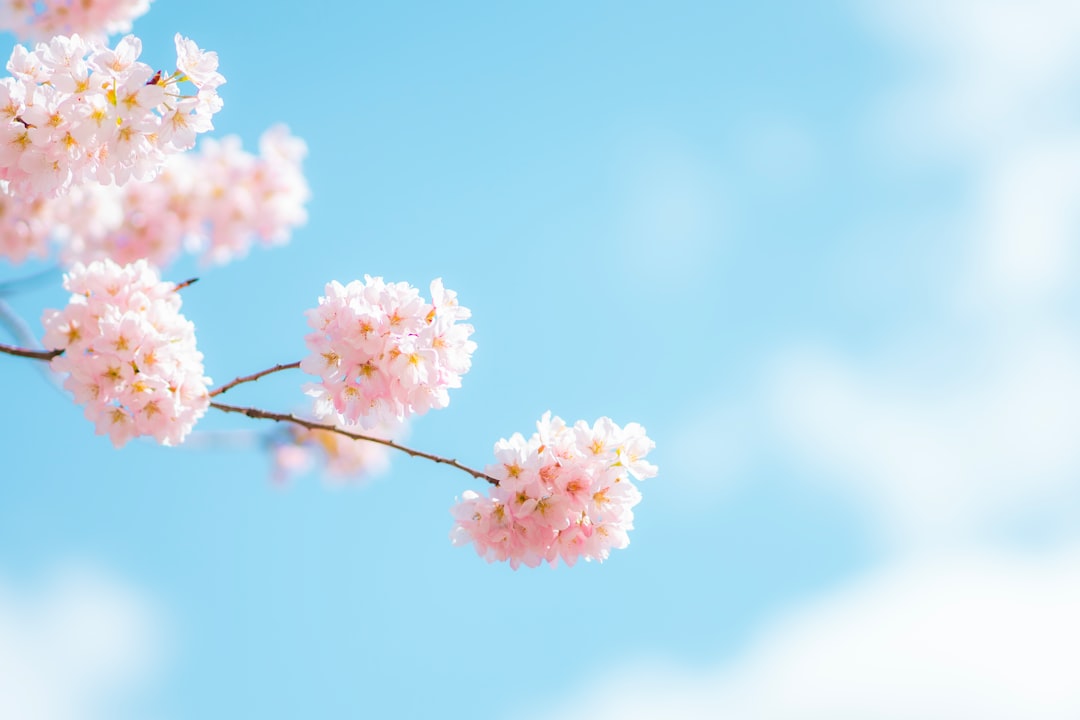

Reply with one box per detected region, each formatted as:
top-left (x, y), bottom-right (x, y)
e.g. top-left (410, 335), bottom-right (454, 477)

top-left (0, 342), bottom-right (497, 484)
top-left (209, 361), bottom-right (301, 397)
top-left (209, 400), bottom-right (499, 485)
top-left (0, 342), bottom-right (61, 360)
top-left (0, 299), bottom-right (64, 392)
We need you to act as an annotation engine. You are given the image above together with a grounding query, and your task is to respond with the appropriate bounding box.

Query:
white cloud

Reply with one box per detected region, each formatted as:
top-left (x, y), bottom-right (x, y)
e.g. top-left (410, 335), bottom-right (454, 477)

top-left (750, 1), bottom-right (1080, 549)
top-left (0, 565), bottom-right (166, 720)
top-left (864, 0), bottom-right (1080, 157)
top-left (522, 547), bottom-right (1080, 720)
top-left (959, 137), bottom-right (1080, 310)
top-left (767, 325), bottom-right (1080, 548)
top-left (864, 0), bottom-right (1080, 306)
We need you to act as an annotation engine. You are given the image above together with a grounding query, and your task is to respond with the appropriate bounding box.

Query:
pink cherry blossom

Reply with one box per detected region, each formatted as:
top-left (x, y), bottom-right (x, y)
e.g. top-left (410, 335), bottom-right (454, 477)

top-left (269, 410), bottom-right (406, 485)
top-left (450, 413), bottom-right (657, 569)
top-left (174, 33), bottom-right (223, 91)
top-left (269, 443), bottom-right (313, 485)
top-left (0, 32), bottom-right (223, 198)
top-left (0, 0), bottom-right (153, 42)
top-left (301, 276), bottom-right (476, 427)
top-left (41, 258), bottom-right (211, 448)
top-left (0, 126), bottom-right (308, 267)
top-left (0, 181), bottom-right (54, 262)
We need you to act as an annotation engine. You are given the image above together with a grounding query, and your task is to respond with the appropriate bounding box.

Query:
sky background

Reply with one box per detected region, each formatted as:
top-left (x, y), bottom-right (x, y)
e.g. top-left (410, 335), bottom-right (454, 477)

top-left (3, 0), bottom-right (1080, 717)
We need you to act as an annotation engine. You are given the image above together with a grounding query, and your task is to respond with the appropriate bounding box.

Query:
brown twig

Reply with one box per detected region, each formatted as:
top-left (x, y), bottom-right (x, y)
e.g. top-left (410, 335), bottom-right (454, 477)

top-left (209, 401), bottom-right (499, 485)
top-left (173, 277), bottom-right (199, 291)
top-left (0, 342), bottom-right (62, 360)
top-left (209, 361), bottom-right (302, 397)
top-left (2, 342), bottom-right (497, 485)
top-left (0, 299), bottom-right (65, 393)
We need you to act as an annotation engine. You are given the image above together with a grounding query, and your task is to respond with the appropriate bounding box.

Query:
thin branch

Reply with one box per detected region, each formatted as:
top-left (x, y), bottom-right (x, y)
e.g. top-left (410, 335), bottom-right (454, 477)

top-left (209, 361), bottom-right (302, 398)
top-left (210, 401), bottom-right (499, 485)
top-left (0, 299), bottom-right (65, 391)
top-left (2, 328), bottom-right (496, 484)
top-left (173, 277), bottom-right (199, 291)
top-left (0, 342), bottom-right (61, 360)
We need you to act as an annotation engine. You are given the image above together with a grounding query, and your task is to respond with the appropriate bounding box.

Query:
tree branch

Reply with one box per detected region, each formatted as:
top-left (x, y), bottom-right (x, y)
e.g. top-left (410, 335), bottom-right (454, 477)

top-left (209, 361), bottom-right (302, 397)
top-left (1, 342), bottom-right (499, 485)
top-left (0, 342), bottom-right (62, 360)
top-left (209, 401), bottom-right (499, 485)
top-left (0, 299), bottom-right (65, 392)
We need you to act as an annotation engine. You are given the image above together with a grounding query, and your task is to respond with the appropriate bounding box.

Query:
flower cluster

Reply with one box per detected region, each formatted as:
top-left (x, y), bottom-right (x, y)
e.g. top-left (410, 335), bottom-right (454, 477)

top-left (0, 182), bottom-right (54, 262)
top-left (269, 412), bottom-right (406, 485)
top-left (301, 276), bottom-right (476, 428)
top-left (450, 413), bottom-right (657, 569)
top-left (0, 0), bottom-right (152, 41)
top-left (41, 258), bottom-right (210, 448)
top-left (0, 32), bottom-right (223, 197)
top-left (175, 125), bottom-right (309, 266)
top-left (0, 126), bottom-right (309, 267)
top-left (0, 0), bottom-right (661, 572)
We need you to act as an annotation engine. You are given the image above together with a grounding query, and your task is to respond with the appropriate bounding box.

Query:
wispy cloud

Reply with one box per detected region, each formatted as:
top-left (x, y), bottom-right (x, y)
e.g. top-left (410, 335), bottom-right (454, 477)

top-left (521, 546), bottom-right (1080, 719)
top-left (763, 0), bottom-right (1080, 549)
top-left (524, 3), bottom-right (1080, 717)
top-left (768, 329), bottom-right (1080, 549)
top-left (864, 0), bottom-right (1080, 309)
top-left (0, 565), bottom-right (166, 720)
top-left (864, 0), bottom-right (1080, 157)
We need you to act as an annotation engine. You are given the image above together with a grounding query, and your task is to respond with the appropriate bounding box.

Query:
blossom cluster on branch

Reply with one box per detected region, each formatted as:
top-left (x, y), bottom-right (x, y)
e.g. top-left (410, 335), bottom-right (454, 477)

top-left (451, 414), bottom-right (657, 568)
top-left (41, 258), bottom-right (210, 447)
top-left (0, 9), bottom-right (659, 569)
top-left (0, 32), bottom-right (222, 197)
top-left (302, 276), bottom-right (477, 429)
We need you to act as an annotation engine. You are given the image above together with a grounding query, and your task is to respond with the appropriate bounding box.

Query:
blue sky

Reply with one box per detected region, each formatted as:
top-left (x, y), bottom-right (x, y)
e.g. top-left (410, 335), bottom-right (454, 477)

top-left (3, 1), bottom-right (1080, 718)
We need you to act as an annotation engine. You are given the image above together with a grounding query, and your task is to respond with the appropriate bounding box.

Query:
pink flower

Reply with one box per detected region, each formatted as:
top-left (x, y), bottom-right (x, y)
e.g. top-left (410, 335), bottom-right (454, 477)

top-left (41, 259), bottom-right (211, 448)
top-left (0, 126), bottom-right (309, 269)
top-left (0, 0), bottom-right (153, 42)
top-left (174, 34), bottom-right (224, 91)
top-left (301, 276), bottom-right (476, 427)
top-left (269, 444), bottom-right (313, 485)
top-left (0, 32), bottom-right (224, 198)
top-left (450, 413), bottom-right (657, 569)
top-left (0, 180), bottom-right (53, 263)
top-left (269, 410), bottom-right (406, 485)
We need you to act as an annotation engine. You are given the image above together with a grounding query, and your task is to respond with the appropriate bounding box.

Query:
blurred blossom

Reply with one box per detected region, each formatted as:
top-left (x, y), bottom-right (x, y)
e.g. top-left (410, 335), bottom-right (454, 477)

top-left (269, 414), bottom-right (406, 486)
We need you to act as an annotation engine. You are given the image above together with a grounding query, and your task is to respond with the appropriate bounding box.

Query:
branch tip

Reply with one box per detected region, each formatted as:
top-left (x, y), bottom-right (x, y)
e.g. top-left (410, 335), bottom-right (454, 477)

top-left (209, 400), bottom-right (498, 485)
